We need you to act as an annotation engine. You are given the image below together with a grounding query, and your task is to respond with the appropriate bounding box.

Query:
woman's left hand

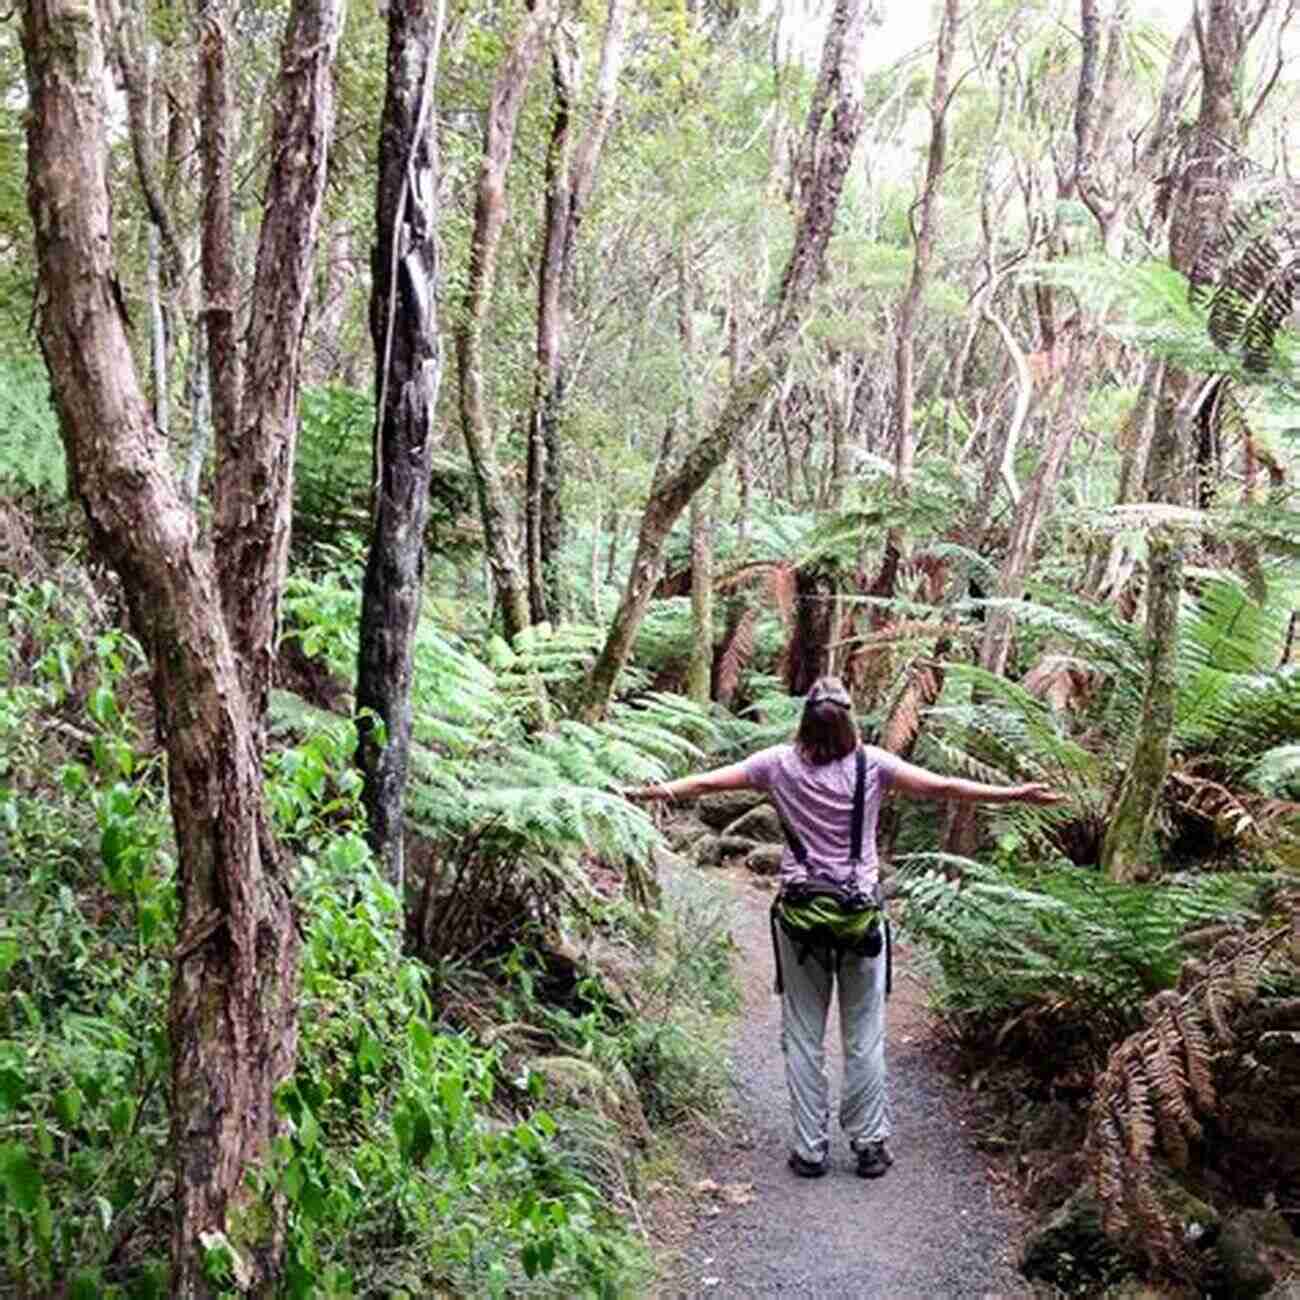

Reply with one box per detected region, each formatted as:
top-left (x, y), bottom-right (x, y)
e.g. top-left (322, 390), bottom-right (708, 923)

top-left (623, 784), bottom-right (666, 803)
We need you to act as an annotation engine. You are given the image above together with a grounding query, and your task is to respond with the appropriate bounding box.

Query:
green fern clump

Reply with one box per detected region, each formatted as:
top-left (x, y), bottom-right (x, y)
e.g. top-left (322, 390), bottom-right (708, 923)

top-left (261, 718), bottom-right (651, 1297)
top-left (895, 853), bottom-right (1278, 1044)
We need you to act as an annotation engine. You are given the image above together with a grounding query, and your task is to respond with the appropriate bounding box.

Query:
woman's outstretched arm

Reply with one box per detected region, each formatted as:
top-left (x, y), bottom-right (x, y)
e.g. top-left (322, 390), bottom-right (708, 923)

top-left (624, 761), bottom-right (756, 802)
top-left (887, 758), bottom-right (1064, 805)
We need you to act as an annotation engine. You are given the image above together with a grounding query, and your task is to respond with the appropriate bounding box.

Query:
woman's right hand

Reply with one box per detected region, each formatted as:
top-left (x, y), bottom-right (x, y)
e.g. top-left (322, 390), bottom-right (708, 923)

top-left (1015, 782), bottom-right (1066, 806)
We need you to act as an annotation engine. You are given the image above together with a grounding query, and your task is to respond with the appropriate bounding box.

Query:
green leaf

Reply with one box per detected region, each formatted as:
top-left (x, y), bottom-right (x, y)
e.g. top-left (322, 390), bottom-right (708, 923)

top-left (409, 1018), bottom-right (434, 1065)
top-left (33, 1192), bottom-right (53, 1244)
top-left (108, 1097), bottom-right (133, 1136)
top-left (53, 1086), bottom-right (82, 1127)
top-left (538, 1236), bottom-right (556, 1273)
top-left (70, 1269), bottom-right (103, 1300)
top-left (356, 1030), bottom-right (382, 1075)
top-left (439, 1073), bottom-right (464, 1126)
top-left (0, 938), bottom-right (17, 976)
top-left (59, 761), bottom-right (87, 793)
top-left (88, 684), bottom-right (119, 728)
top-left (138, 903), bottom-right (160, 947)
top-left (0, 1068), bottom-right (24, 1111)
top-left (100, 821), bottom-right (132, 887)
top-left (0, 1143), bottom-right (42, 1212)
top-left (521, 1242), bottom-right (539, 1280)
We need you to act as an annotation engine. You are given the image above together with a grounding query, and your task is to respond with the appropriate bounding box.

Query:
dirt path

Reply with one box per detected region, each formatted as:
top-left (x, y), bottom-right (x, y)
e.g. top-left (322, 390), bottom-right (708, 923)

top-left (665, 868), bottom-right (1033, 1300)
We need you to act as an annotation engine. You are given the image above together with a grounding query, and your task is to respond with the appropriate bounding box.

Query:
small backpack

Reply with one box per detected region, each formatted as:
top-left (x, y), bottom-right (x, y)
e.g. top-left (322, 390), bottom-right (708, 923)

top-left (769, 746), bottom-right (891, 995)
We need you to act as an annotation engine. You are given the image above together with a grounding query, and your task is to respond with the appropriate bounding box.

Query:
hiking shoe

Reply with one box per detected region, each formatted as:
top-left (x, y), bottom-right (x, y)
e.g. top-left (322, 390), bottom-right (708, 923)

top-left (787, 1150), bottom-right (828, 1179)
top-left (855, 1140), bottom-right (894, 1179)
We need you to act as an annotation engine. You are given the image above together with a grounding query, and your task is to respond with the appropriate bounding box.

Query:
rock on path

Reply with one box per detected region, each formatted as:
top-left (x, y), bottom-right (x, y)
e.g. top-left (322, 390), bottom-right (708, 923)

top-left (669, 869), bottom-right (1033, 1300)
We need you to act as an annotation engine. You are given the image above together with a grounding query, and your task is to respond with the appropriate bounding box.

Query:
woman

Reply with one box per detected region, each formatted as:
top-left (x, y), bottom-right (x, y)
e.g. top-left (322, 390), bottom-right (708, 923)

top-left (627, 676), bottom-right (1063, 1180)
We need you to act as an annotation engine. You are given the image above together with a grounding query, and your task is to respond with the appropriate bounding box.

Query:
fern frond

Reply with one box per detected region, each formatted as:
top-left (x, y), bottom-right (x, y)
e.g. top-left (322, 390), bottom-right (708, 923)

top-left (1122, 1051), bottom-right (1156, 1164)
top-left (1169, 1000), bottom-right (1216, 1115)
top-left (1094, 1106), bottom-right (1129, 1237)
top-left (1244, 743), bottom-right (1300, 796)
top-left (1144, 1010), bottom-right (1194, 1169)
top-left (716, 604), bottom-right (758, 700)
top-left (880, 658), bottom-right (943, 754)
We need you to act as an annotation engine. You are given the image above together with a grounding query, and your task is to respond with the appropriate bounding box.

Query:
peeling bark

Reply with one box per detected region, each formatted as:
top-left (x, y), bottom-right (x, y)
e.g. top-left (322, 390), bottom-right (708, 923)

top-left (213, 0), bottom-right (344, 719)
top-left (20, 2), bottom-right (337, 1292)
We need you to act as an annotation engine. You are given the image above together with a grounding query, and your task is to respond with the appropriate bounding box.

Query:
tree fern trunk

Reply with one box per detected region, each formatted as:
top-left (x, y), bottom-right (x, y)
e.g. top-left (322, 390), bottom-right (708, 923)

top-left (1101, 530), bottom-right (1182, 881)
top-left (1101, 0), bottom-right (1246, 882)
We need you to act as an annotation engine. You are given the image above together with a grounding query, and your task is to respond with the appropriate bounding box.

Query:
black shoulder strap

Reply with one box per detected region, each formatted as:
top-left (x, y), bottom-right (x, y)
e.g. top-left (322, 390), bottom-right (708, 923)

top-left (849, 745), bottom-right (866, 864)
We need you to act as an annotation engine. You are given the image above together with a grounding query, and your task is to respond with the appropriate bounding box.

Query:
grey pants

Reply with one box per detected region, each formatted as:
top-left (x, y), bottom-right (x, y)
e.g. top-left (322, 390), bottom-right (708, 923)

top-left (776, 924), bottom-right (890, 1162)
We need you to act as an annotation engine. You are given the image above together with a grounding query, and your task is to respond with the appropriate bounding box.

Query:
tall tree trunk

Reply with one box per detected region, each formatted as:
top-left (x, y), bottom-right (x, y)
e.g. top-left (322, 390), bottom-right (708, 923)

top-left (21, 1), bottom-right (338, 1293)
top-left (944, 330), bottom-right (1088, 856)
top-left (891, 0), bottom-right (960, 495)
top-left (197, 0), bottom-right (242, 529)
top-left (580, 0), bottom-right (872, 721)
top-left (680, 242), bottom-right (715, 705)
top-left (978, 335), bottom-right (1089, 680)
top-left (1100, 529), bottom-right (1181, 881)
top-left (355, 0), bottom-right (446, 897)
top-left (456, 0), bottom-right (557, 643)
top-left (687, 488), bottom-right (715, 704)
top-left (1101, 0), bottom-right (1247, 882)
top-left (526, 0), bottom-right (629, 626)
top-left (526, 38), bottom-right (573, 627)
top-left (1086, 355), bottom-right (1164, 598)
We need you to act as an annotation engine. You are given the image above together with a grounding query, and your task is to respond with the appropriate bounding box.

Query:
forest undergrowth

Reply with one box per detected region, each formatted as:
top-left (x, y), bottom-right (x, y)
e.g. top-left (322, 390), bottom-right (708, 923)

top-left (5, 457), bottom-right (1300, 1297)
top-left (0, 500), bottom-right (746, 1299)
top-left (5, 378), bottom-right (1300, 1297)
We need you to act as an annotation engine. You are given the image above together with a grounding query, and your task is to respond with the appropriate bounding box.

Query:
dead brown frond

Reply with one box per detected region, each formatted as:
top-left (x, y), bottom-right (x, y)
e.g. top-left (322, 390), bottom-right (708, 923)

top-left (1167, 765), bottom-right (1300, 864)
top-left (881, 658), bottom-right (944, 756)
top-left (767, 562), bottom-right (796, 628)
top-left (1085, 912), bottom-right (1296, 1280)
top-left (715, 604), bottom-right (757, 703)
top-left (1021, 655), bottom-right (1096, 714)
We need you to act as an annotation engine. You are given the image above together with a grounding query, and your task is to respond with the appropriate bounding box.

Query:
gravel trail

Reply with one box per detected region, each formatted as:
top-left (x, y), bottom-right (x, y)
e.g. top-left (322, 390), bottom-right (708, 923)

top-left (669, 870), bottom-right (1033, 1300)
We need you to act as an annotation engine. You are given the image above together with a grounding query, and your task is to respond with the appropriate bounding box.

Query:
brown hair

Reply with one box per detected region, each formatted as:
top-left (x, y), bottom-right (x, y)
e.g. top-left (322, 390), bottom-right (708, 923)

top-left (795, 676), bottom-right (858, 765)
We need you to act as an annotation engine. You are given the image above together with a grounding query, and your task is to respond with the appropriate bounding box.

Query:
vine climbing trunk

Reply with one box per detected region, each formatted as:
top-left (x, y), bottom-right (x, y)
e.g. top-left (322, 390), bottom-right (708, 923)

top-left (356, 0), bottom-right (446, 896)
top-left (22, 0), bottom-right (341, 1293)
